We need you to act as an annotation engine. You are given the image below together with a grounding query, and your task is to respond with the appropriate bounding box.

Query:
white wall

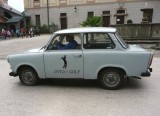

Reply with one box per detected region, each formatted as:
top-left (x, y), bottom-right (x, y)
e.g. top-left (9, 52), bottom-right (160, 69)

top-left (25, 1), bottom-right (160, 29)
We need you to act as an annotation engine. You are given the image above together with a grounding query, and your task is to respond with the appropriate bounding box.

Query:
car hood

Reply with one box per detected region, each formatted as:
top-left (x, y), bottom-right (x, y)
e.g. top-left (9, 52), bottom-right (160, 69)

top-left (26, 48), bottom-right (44, 53)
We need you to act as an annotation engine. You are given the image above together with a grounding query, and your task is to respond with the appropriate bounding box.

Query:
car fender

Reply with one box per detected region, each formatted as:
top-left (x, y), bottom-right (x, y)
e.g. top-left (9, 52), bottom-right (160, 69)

top-left (96, 64), bottom-right (128, 77)
top-left (14, 62), bottom-right (46, 79)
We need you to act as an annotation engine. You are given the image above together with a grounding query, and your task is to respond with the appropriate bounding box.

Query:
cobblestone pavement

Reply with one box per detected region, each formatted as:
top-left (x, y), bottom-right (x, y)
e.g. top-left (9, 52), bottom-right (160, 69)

top-left (0, 35), bottom-right (51, 59)
top-left (0, 57), bottom-right (159, 116)
top-left (0, 35), bottom-right (160, 116)
top-left (0, 35), bottom-right (159, 59)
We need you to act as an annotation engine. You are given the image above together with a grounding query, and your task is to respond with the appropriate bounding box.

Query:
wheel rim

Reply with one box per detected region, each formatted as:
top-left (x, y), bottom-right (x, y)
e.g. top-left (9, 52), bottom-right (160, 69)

top-left (103, 72), bottom-right (120, 87)
top-left (21, 70), bottom-right (35, 84)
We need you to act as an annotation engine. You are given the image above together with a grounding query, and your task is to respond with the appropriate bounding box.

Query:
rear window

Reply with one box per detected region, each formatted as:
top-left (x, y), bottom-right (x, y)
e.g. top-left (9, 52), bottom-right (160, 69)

top-left (115, 32), bottom-right (129, 49)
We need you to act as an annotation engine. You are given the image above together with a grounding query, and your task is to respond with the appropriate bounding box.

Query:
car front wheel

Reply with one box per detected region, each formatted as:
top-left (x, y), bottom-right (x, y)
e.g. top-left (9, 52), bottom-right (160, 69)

top-left (99, 69), bottom-right (124, 90)
top-left (19, 67), bottom-right (39, 86)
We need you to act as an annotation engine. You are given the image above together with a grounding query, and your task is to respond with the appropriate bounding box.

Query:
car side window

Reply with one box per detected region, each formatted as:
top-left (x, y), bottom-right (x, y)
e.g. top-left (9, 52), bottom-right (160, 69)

top-left (47, 34), bottom-right (81, 50)
top-left (83, 33), bottom-right (115, 49)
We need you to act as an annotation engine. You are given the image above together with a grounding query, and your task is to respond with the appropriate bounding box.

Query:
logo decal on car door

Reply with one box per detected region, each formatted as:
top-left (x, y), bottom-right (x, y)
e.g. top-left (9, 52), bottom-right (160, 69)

top-left (61, 55), bottom-right (67, 69)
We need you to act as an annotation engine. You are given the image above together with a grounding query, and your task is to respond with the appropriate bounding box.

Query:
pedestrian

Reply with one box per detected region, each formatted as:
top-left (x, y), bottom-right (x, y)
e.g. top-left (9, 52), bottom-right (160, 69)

top-left (25, 28), bottom-right (29, 38)
top-left (37, 26), bottom-right (40, 36)
top-left (16, 28), bottom-right (20, 38)
top-left (1, 28), bottom-right (6, 39)
top-left (29, 27), bottom-right (33, 38)
top-left (11, 29), bottom-right (14, 38)
top-left (35, 26), bottom-right (40, 36)
top-left (7, 30), bottom-right (11, 39)
top-left (20, 28), bottom-right (24, 38)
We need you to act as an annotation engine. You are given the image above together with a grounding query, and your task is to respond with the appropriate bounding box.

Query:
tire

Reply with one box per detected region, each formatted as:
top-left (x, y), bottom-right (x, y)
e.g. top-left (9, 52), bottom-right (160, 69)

top-left (99, 69), bottom-right (124, 90)
top-left (19, 67), bottom-right (39, 86)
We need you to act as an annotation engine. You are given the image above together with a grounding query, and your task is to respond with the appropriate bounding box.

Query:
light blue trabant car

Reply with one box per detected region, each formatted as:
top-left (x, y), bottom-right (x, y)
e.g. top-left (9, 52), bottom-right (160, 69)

top-left (7, 27), bottom-right (153, 89)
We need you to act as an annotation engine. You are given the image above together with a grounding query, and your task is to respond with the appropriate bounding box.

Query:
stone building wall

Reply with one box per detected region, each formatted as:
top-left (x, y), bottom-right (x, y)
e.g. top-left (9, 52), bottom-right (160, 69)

top-left (24, 0), bottom-right (160, 29)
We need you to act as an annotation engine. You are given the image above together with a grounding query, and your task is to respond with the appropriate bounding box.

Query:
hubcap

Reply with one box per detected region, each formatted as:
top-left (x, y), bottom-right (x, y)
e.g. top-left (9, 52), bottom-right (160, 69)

top-left (103, 72), bottom-right (120, 87)
top-left (22, 70), bottom-right (35, 84)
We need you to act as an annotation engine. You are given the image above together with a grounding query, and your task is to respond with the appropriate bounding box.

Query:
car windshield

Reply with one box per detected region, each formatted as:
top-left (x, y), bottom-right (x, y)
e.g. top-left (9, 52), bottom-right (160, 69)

top-left (115, 32), bottom-right (129, 49)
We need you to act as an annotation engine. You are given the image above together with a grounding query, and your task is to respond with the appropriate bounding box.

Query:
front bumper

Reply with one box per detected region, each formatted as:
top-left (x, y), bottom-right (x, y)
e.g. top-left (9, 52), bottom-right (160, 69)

top-left (9, 72), bottom-right (18, 77)
top-left (141, 68), bottom-right (152, 77)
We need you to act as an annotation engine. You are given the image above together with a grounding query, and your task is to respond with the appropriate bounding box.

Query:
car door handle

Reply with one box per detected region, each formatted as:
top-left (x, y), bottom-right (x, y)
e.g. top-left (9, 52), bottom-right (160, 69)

top-left (73, 54), bottom-right (82, 58)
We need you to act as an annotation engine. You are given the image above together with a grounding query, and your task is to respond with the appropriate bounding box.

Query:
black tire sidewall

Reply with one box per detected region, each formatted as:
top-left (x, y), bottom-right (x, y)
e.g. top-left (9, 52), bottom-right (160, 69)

top-left (99, 69), bottom-right (124, 90)
top-left (19, 68), bottom-right (38, 86)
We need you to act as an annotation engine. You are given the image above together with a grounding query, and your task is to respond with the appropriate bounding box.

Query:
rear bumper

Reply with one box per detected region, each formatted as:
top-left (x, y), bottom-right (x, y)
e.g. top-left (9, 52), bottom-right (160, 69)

top-left (9, 72), bottom-right (18, 77)
top-left (141, 68), bottom-right (152, 77)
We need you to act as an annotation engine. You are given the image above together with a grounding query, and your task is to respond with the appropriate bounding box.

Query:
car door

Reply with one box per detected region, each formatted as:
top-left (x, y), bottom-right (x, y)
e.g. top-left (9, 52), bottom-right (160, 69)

top-left (43, 34), bottom-right (83, 79)
top-left (83, 33), bottom-right (116, 79)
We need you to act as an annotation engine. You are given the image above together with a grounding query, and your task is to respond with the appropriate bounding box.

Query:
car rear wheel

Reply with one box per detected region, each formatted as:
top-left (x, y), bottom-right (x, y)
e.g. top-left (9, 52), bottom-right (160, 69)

top-left (19, 67), bottom-right (38, 86)
top-left (99, 69), bottom-right (124, 90)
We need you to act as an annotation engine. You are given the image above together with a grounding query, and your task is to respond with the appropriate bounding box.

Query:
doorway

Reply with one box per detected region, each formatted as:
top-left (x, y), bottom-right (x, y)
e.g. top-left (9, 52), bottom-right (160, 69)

top-left (60, 13), bottom-right (67, 29)
top-left (116, 9), bottom-right (125, 24)
top-left (102, 11), bottom-right (110, 27)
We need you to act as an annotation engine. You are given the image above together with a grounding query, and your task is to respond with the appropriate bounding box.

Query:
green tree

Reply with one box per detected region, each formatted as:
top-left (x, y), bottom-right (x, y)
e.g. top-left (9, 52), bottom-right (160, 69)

top-left (80, 16), bottom-right (102, 27)
top-left (40, 24), bottom-right (49, 33)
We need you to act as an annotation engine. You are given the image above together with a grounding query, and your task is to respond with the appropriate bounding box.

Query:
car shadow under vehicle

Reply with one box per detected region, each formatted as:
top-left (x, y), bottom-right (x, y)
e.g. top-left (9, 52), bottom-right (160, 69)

top-left (35, 78), bottom-right (144, 90)
top-left (123, 78), bottom-right (145, 89)
top-left (39, 79), bottom-right (100, 88)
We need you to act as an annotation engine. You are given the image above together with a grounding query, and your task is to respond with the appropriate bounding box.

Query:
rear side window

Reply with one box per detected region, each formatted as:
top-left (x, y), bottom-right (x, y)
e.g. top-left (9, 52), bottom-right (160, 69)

top-left (83, 33), bottom-right (115, 49)
top-left (115, 32), bottom-right (129, 49)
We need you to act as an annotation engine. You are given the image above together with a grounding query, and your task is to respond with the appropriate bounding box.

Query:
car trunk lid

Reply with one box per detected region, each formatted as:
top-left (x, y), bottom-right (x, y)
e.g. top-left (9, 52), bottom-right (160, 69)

top-left (129, 44), bottom-right (147, 52)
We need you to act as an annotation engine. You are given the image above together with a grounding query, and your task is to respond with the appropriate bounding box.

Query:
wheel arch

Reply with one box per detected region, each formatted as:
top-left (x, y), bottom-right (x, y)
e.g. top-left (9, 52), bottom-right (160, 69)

top-left (98, 67), bottom-right (126, 79)
top-left (17, 65), bottom-right (38, 77)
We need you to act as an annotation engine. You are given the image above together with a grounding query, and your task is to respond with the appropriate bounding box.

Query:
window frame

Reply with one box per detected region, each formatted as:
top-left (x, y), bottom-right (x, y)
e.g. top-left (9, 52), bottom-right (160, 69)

top-left (47, 33), bottom-right (82, 51)
top-left (35, 15), bottom-right (41, 26)
top-left (114, 32), bottom-right (129, 49)
top-left (87, 11), bottom-right (94, 18)
top-left (82, 32), bottom-right (116, 50)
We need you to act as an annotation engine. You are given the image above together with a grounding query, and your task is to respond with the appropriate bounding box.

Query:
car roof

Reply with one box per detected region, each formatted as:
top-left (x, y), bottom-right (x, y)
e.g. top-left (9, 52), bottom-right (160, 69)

top-left (55, 27), bottom-right (117, 34)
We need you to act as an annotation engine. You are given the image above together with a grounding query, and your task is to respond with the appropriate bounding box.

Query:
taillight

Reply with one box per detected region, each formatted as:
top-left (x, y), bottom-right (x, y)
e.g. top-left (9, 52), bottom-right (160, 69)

top-left (148, 53), bottom-right (153, 67)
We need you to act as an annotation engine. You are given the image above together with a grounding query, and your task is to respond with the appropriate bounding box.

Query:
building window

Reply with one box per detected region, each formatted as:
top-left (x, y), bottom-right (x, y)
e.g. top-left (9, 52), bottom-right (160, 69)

top-left (116, 9), bottom-right (126, 24)
top-left (34, 0), bottom-right (39, 2)
top-left (60, 13), bottom-right (67, 17)
top-left (88, 12), bottom-right (94, 18)
top-left (60, 13), bottom-right (67, 29)
top-left (141, 8), bottom-right (153, 23)
top-left (35, 15), bottom-right (41, 26)
top-left (102, 11), bottom-right (111, 27)
top-left (117, 9), bottom-right (125, 14)
top-left (103, 11), bottom-right (110, 15)
top-left (34, 0), bottom-right (40, 7)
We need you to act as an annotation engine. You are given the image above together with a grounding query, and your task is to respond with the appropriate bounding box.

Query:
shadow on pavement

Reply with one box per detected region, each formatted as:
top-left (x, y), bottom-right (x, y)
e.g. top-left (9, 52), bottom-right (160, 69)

top-left (123, 78), bottom-right (144, 89)
top-left (35, 78), bottom-right (144, 90)
top-left (39, 79), bottom-right (100, 88)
